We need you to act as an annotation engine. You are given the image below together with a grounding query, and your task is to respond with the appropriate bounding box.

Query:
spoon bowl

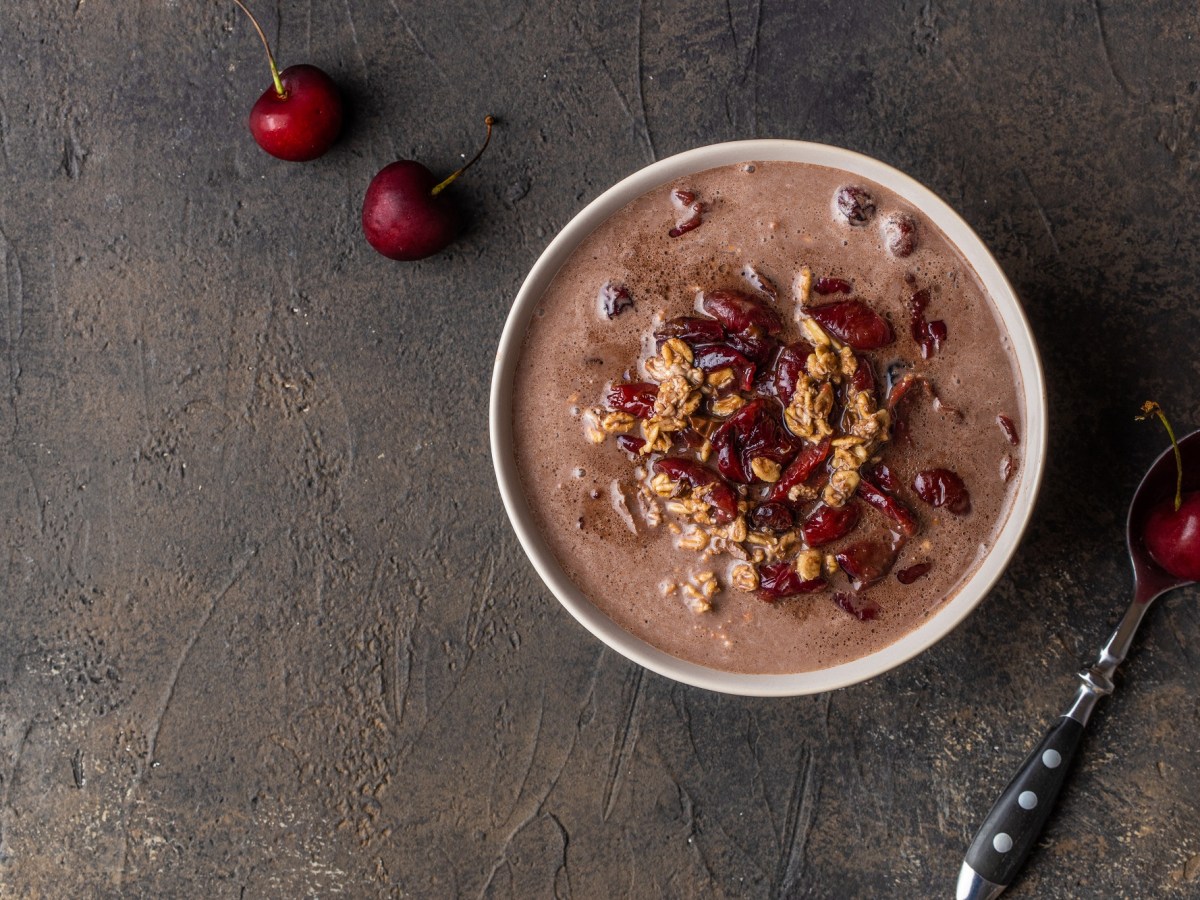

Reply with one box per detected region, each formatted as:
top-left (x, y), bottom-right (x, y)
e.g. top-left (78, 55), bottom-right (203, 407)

top-left (1128, 428), bottom-right (1200, 602)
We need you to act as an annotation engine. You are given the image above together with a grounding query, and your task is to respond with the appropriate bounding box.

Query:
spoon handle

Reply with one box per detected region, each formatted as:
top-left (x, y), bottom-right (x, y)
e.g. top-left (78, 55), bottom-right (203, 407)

top-left (955, 703), bottom-right (1089, 899)
top-left (957, 590), bottom-right (1161, 899)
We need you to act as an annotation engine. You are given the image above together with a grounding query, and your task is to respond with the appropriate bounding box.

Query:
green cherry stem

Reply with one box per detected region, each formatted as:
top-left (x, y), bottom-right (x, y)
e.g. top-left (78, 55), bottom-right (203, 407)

top-left (232, 0), bottom-right (287, 99)
top-left (431, 116), bottom-right (497, 197)
top-left (1138, 400), bottom-right (1183, 511)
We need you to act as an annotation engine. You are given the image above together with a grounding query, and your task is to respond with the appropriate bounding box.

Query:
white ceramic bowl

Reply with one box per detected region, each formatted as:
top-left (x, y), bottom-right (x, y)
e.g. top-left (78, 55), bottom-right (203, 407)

top-left (490, 140), bottom-right (1047, 696)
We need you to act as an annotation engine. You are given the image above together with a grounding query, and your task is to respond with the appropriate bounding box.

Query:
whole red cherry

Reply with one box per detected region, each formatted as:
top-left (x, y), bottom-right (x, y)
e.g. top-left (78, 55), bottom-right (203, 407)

top-left (1138, 400), bottom-right (1200, 582)
top-left (249, 65), bottom-right (343, 162)
top-left (234, 1), bottom-right (343, 162)
top-left (362, 116), bottom-right (496, 261)
top-left (1144, 492), bottom-right (1200, 581)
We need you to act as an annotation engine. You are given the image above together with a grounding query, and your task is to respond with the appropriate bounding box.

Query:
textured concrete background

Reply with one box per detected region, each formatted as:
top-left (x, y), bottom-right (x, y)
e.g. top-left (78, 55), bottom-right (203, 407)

top-left (1, 1), bottom-right (1198, 897)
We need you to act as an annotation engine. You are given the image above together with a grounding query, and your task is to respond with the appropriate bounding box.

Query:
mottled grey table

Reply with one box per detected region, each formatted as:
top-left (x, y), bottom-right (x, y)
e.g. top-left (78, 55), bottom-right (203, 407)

top-left (1, 2), bottom-right (1198, 897)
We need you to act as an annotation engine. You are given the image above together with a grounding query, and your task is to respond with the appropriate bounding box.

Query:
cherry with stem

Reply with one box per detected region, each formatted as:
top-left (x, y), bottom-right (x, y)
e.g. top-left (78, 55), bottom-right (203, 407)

top-left (362, 116), bottom-right (497, 261)
top-left (1137, 400), bottom-right (1200, 581)
top-left (232, 0), bottom-right (344, 162)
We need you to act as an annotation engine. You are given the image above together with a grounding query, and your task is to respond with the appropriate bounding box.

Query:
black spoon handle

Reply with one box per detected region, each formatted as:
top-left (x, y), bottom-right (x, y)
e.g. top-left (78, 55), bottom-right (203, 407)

top-left (957, 591), bottom-right (1168, 900)
top-left (958, 713), bottom-right (1087, 898)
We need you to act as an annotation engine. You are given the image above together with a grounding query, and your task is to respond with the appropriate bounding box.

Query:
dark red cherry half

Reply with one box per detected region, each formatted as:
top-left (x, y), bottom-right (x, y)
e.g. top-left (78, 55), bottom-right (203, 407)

top-left (912, 468), bottom-right (971, 515)
top-left (700, 290), bottom-right (783, 335)
top-left (807, 300), bottom-right (894, 350)
top-left (757, 561), bottom-right (825, 601)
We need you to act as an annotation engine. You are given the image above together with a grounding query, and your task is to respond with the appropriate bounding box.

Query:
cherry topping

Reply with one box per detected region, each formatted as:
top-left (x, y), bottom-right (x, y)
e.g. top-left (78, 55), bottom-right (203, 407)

top-left (997, 414), bottom-right (1020, 446)
top-left (833, 591), bottom-right (880, 621)
top-left (723, 331), bottom-right (778, 367)
top-left (668, 188), bottom-right (705, 237)
top-left (907, 288), bottom-right (947, 359)
top-left (765, 437), bottom-right (831, 502)
top-left (769, 341), bottom-right (815, 401)
top-left (800, 502), bottom-right (861, 547)
top-left (912, 469), bottom-right (972, 515)
top-left (806, 300), bottom-right (894, 350)
top-left (599, 282), bottom-right (634, 319)
top-left (813, 277), bottom-right (853, 295)
top-left (672, 426), bottom-right (710, 454)
top-left (883, 213), bottom-right (918, 257)
top-left (750, 502), bottom-right (795, 533)
top-left (836, 541), bottom-right (898, 588)
top-left (848, 357), bottom-right (876, 399)
top-left (711, 417), bottom-right (749, 483)
top-left (896, 562), bottom-right (932, 584)
top-left (653, 456), bottom-right (710, 486)
top-left (834, 186), bottom-right (876, 225)
top-left (736, 400), bottom-right (800, 472)
top-left (615, 435), bottom-right (646, 457)
top-left (652, 457), bottom-right (737, 523)
top-left (606, 382), bottom-right (658, 419)
top-left (757, 561), bottom-right (826, 602)
top-left (865, 463), bottom-right (900, 493)
top-left (704, 484), bottom-right (741, 524)
top-left (700, 290), bottom-right (783, 336)
top-left (710, 399), bottom-right (798, 484)
top-left (858, 477), bottom-right (921, 536)
top-left (655, 316), bottom-right (726, 348)
top-left (691, 344), bottom-right (755, 392)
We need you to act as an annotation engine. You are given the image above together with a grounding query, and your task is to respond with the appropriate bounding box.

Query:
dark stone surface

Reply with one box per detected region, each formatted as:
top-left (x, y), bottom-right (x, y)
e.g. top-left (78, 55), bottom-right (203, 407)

top-left (1, 1), bottom-right (1198, 897)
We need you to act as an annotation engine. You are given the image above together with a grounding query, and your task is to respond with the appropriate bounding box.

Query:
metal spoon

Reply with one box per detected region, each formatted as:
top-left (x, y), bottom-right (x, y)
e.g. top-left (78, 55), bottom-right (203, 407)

top-left (957, 428), bottom-right (1200, 900)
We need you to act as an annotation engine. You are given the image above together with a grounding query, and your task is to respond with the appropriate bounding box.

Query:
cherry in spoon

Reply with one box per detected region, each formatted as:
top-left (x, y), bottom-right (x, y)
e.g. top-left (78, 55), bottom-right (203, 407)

top-left (1144, 492), bottom-right (1200, 580)
top-left (233, 0), bottom-right (343, 162)
top-left (958, 412), bottom-right (1199, 900)
top-left (1138, 401), bottom-right (1200, 580)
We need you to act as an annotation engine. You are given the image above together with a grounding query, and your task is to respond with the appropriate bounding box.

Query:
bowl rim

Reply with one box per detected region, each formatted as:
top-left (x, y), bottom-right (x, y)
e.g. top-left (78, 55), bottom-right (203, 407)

top-left (489, 139), bottom-right (1047, 696)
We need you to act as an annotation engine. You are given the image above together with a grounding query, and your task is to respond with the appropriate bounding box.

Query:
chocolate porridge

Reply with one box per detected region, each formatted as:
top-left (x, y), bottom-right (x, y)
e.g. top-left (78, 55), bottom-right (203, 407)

top-left (511, 160), bottom-right (1024, 674)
